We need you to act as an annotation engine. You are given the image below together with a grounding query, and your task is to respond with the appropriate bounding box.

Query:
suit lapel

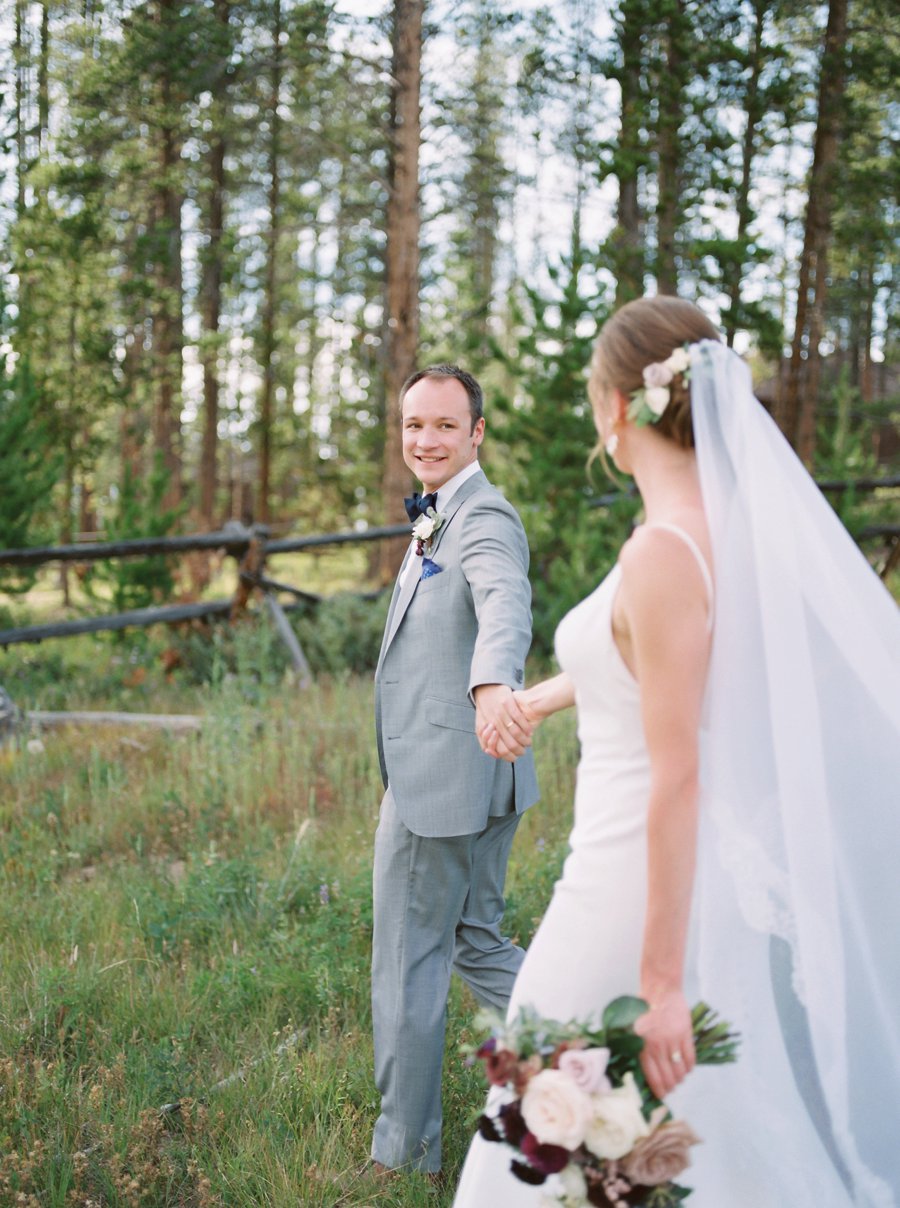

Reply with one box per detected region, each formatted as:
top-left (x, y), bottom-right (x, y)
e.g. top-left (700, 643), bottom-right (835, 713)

top-left (382, 469), bottom-right (487, 655)
top-left (427, 470), bottom-right (485, 561)
top-left (383, 545), bottom-right (420, 650)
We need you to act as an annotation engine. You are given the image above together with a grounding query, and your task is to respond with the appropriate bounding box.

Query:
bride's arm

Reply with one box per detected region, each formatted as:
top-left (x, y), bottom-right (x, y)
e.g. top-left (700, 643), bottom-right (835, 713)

top-left (478, 672), bottom-right (576, 759)
top-left (617, 528), bottom-right (712, 1101)
top-left (517, 672), bottom-right (576, 721)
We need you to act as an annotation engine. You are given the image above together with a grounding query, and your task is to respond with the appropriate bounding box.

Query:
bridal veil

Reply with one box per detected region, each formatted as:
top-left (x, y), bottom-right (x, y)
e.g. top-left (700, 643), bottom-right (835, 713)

top-left (688, 340), bottom-right (900, 1206)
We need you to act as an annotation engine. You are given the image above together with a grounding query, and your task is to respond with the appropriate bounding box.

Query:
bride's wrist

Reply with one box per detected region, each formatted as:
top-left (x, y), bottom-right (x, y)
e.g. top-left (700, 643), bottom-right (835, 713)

top-left (640, 978), bottom-right (685, 1008)
top-left (516, 686), bottom-right (547, 721)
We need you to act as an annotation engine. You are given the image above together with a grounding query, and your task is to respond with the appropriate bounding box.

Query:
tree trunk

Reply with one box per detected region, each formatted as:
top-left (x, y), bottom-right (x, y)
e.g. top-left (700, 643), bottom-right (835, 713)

top-left (860, 262), bottom-right (875, 404)
top-left (655, 0), bottom-right (686, 295)
top-left (779, 0), bottom-right (848, 464)
top-left (257, 0), bottom-right (283, 527)
top-left (612, 0), bottom-right (645, 306)
top-left (199, 0), bottom-right (230, 530)
top-left (724, 0), bottom-right (766, 347)
top-left (14, 1), bottom-right (27, 219)
top-left (377, 0), bottom-right (423, 585)
top-left (151, 0), bottom-right (185, 511)
top-left (38, 1), bottom-right (49, 152)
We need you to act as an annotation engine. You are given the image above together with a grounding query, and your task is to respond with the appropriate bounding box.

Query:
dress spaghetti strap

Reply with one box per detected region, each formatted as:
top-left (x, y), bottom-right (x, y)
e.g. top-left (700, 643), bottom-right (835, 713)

top-left (643, 522), bottom-right (714, 630)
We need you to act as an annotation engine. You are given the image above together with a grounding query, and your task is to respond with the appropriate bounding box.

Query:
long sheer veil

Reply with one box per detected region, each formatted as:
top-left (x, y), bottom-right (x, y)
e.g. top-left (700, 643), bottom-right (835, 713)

top-left (689, 340), bottom-right (900, 1206)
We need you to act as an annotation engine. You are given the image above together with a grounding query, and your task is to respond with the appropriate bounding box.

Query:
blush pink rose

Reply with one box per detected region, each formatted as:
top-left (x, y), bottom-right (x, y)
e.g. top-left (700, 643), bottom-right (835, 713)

top-left (622, 1119), bottom-right (701, 1185)
top-left (642, 361), bottom-right (674, 388)
top-left (557, 1046), bottom-right (612, 1095)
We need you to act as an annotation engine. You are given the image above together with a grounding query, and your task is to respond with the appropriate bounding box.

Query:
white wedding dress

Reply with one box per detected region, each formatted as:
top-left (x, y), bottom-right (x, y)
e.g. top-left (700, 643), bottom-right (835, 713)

top-left (453, 524), bottom-right (868, 1207)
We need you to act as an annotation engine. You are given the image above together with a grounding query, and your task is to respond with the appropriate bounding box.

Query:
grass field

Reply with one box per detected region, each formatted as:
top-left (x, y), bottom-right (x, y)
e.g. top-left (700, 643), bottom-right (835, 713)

top-left (0, 627), bottom-right (578, 1206)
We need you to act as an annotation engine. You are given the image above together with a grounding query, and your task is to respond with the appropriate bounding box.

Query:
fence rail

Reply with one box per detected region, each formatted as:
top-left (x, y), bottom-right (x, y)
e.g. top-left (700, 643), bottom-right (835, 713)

top-left (0, 521), bottom-right (411, 568)
top-left (2, 478), bottom-right (898, 651)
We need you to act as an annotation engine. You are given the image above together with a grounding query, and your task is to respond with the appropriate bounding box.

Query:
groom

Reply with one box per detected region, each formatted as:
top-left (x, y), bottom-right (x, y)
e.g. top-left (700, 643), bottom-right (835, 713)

top-left (371, 364), bottom-right (539, 1179)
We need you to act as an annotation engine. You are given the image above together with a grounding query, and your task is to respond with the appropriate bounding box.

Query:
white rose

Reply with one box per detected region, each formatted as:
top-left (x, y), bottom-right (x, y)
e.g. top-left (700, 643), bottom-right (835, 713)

top-left (558, 1047), bottom-right (611, 1095)
top-left (583, 1072), bottom-right (650, 1161)
top-left (644, 385), bottom-right (670, 416)
top-left (666, 346), bottom-right (690, 374)
top-left (412, 515), bottom-right (436, 540)
top-left (521, 1069), bottom-right (593, 1151)
top-left (642, 360), bottom-right (674, 388)
top-left (559, 1162), bottom-right (588, 1200)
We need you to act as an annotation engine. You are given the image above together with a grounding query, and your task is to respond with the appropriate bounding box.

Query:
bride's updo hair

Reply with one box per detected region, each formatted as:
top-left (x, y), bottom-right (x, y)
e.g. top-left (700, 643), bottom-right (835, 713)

top-left (590, 296), bottom-right (721, 449)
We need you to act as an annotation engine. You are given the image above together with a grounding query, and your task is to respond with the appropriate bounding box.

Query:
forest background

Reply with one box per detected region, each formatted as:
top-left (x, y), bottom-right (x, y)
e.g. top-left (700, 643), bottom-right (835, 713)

top-left (0, 3), bottom-right (898, 1204)
top-left (2, 0), bottom-right (898, 657)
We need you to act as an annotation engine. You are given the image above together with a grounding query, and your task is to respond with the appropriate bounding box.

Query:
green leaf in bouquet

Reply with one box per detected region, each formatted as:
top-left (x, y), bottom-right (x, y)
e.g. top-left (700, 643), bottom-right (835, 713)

top-left (690, 1001), bottom-right (741, 1065)
top-left (601, 995), bottom-right (648, 1030)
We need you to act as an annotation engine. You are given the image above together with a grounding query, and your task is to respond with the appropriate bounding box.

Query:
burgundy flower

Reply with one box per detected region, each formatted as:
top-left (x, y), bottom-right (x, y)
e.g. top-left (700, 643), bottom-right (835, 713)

top-left (484, 1047), bottom-right (521, 1086)
top-left (498, 1099), bottom-right (528, 1147)
top-left (520, 1132), bottom-right (571, 1174)
top-left (477, 1114), bottom-right (503, 1144)
top-left (510, 1160), bottom-right (547, 1186)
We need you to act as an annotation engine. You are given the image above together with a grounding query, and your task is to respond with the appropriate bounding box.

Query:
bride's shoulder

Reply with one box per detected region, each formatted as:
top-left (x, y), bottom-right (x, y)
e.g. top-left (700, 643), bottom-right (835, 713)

top-left (618, 518), bottom-right (711, 600)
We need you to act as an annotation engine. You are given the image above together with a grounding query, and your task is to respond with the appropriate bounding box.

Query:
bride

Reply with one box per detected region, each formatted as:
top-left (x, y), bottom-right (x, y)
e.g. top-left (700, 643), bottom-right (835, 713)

top-left (454, 296), bottom-right (900, 1207)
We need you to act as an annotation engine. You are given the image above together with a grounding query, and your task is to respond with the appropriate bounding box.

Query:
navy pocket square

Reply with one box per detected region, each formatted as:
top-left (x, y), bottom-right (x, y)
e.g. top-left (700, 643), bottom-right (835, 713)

top-left (421, 557), bottom-right (442, 579)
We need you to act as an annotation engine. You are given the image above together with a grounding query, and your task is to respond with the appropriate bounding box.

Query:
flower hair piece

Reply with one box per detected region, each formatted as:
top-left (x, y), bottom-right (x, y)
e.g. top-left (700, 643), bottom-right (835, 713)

top-left (627, 345), bottom-right (691, 427)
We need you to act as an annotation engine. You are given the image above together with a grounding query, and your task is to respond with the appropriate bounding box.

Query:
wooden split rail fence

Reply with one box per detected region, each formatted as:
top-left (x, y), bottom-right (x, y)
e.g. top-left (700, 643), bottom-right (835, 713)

top-left (1, 476), bottom-right (897, 660)
top-left (0, 520), bottom-right (412, 689)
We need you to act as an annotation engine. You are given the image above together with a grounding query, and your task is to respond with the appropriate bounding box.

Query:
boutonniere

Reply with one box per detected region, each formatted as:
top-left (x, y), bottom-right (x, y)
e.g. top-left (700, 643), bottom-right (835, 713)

top-left (412, 507), bottom-right (444, 556)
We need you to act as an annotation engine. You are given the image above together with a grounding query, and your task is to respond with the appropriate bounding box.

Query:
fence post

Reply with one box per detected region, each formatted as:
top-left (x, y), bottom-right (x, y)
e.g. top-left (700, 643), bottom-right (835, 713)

top-left (263, 592), bottom-right (313, 688)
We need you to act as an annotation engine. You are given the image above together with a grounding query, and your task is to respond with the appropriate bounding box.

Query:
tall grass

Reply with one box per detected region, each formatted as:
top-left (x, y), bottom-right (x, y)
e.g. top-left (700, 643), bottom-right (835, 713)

top-left (0, 629), bottom-right (577, 1206)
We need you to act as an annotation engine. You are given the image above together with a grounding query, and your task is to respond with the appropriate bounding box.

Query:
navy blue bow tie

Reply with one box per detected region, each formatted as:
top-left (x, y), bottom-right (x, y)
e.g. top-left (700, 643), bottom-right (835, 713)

top-left (404, 491), bottom-right (438, 522)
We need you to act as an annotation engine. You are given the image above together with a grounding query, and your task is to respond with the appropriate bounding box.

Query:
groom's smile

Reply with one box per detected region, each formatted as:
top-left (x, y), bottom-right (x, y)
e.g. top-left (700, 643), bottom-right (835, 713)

top-left (401, 377), bottom-right (485, 491)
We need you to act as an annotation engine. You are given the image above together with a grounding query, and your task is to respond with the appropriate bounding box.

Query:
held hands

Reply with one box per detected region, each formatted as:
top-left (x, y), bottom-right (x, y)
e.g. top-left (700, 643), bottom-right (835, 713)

top-left (473, 685), bottom-right (537, 762)
top-left (634, 989), bottom-right (696, 1101)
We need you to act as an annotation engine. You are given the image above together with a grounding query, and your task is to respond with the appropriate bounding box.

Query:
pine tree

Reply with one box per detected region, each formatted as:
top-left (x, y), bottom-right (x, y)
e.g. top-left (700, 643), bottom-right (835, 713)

top-left (91, 457), bottom-right (181, 614)
top-left (492, 222), bottom-right (638, 656)
top-left (0, 358), bottom-right (60, 593)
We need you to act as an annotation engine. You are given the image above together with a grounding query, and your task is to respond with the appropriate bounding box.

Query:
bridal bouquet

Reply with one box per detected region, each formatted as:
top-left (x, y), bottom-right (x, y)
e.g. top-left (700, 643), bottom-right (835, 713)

top-left (469, 997), bottom-right (739, 1208)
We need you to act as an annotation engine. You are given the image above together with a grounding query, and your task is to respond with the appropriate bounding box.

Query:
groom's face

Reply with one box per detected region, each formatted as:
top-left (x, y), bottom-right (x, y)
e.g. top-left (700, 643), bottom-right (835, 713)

top-left (401, 377), bottom-right (485, 491)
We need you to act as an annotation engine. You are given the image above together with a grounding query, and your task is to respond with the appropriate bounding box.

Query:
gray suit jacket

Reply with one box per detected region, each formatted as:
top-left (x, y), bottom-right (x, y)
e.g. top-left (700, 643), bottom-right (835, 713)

top-left (374, 470), bottom-right (539, 837)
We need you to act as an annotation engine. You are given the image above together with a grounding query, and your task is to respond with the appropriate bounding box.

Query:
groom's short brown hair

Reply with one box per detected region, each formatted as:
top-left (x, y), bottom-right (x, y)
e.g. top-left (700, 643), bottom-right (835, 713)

top-left (399, 364), bottom-right (484, 432)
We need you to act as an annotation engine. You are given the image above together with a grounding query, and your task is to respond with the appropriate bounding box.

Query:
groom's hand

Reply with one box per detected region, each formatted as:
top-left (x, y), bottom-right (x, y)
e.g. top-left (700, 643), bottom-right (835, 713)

top-left (473, 684), bottom-right (534, 761)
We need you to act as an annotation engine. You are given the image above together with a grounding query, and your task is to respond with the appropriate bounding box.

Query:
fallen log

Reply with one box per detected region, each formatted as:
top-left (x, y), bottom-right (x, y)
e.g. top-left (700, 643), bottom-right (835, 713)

top-left (28, 711), bottom-right (202, 732)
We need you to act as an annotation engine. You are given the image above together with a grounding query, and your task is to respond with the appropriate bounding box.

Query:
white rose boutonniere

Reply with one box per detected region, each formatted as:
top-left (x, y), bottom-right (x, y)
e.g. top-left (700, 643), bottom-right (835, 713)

top-left (412, 506), bottom-right (443, 554)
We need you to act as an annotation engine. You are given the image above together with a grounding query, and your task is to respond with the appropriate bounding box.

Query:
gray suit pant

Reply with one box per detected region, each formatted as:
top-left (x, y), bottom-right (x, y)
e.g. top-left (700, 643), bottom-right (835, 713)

top-left (370, 787), bottom-right (524, 1172)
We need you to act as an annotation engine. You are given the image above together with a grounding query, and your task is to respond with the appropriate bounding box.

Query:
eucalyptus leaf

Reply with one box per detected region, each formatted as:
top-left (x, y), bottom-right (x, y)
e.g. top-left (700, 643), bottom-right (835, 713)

top-left (602, 994), bottom-right (648, 1030)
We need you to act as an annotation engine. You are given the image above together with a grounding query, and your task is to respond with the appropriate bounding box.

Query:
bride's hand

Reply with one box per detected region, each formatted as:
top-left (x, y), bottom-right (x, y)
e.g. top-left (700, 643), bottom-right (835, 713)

top-left (479, 674), bottom-right (576, 760)
top-left (634, 990), bottom-right (695, 1100)
top-left (475, 686), bottom-right (536, 762)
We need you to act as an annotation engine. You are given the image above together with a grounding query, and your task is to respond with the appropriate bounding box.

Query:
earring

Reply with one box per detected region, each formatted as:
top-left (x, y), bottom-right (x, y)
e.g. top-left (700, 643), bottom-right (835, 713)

top-left (605, 432), bottom-right (619, 456)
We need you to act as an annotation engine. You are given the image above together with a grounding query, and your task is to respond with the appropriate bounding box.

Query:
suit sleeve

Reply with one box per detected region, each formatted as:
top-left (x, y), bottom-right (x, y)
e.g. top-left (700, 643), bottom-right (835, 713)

top-left (459, 495), bottom-right (533, 698)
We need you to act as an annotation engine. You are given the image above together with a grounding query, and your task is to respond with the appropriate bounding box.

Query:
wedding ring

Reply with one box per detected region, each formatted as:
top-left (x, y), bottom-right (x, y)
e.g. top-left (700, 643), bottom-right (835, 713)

top-left (671, 1051), bottom-right (683, 1064)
